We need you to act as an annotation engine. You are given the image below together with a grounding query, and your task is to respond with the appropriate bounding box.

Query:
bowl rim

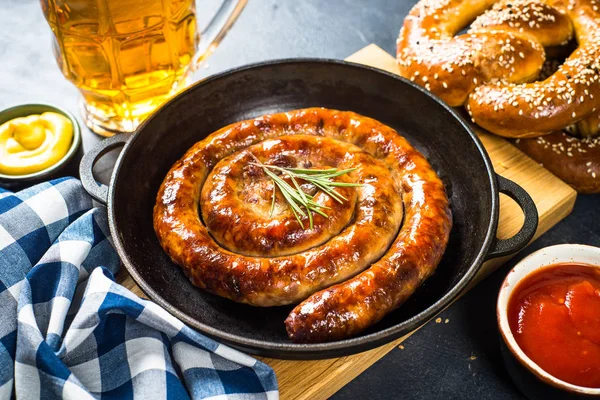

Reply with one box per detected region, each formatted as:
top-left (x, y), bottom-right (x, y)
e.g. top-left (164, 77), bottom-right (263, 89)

top-left (106, 58), bottom-right (501, 357)
top-left (0, 103), bottom-right (82, 181)
top-left (497, 243), bottom-right (600, 395)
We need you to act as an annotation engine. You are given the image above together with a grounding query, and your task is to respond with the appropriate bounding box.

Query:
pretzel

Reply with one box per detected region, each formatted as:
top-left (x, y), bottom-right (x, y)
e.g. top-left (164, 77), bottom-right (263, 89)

top-left (572, 109), bottom-right (600, 137)
top-left (397, 0), bottom-right (600, 193)
top-left (397, 0), bottom-right (600, 138)
top-left (515, 132), bottom-right (600, 192)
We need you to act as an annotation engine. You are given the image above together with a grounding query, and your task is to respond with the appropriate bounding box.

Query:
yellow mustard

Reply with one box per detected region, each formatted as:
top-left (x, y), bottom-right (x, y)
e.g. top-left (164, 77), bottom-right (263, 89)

top-left (0, 112), bottom-right (73, 175)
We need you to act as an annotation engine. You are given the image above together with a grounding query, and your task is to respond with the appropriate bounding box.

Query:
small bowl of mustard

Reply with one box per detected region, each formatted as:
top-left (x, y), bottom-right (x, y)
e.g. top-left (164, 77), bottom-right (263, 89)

top-left (0, 104), bottom-right (82, 189)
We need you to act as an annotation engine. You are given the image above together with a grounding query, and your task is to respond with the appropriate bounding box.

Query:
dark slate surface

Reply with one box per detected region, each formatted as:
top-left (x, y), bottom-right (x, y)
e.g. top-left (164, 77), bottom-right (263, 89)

top-left (1, 1), bottom-right (599, 398)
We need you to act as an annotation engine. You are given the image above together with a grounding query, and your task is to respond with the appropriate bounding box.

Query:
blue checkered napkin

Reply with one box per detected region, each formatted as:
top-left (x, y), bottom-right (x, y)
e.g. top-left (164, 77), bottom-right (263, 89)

top-left (0, 178), bottom-right (278, 399)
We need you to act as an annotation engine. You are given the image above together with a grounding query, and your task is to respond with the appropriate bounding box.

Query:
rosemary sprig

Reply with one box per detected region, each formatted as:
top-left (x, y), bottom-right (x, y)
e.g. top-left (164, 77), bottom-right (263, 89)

top-left (250, 157), bottom-right (361, 229)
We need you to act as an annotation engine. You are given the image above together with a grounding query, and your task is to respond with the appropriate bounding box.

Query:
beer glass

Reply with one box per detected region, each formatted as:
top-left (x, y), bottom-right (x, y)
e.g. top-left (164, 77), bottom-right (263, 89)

top-left (40, 0), bottom-right (246, 136)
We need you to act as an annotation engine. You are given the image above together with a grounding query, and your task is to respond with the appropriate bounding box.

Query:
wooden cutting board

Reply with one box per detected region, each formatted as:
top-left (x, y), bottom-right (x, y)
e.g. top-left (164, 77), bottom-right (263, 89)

top-left (116, 44), bottom-right (577, 400)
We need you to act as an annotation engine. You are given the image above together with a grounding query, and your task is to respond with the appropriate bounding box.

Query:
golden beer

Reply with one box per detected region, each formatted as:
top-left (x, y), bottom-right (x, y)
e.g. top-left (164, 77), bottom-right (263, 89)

top-left (40, 0), bottom-right (245, 135)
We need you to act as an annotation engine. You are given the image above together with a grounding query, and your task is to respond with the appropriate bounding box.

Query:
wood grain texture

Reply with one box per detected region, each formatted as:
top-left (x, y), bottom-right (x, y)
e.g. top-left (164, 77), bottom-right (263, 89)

top-left (117, 44), bottom-right (577, 400)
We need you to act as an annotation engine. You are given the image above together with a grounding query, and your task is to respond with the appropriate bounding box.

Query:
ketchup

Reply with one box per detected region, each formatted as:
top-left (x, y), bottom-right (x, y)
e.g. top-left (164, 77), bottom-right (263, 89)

top-left (508, 263), bottom-right (600, 388)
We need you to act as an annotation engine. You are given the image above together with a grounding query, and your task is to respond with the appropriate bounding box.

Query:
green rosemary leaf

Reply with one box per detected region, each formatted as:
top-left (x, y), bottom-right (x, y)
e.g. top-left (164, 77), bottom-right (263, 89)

top-left (285, 167), bottom-right (339, 174)
top-left (269, 184), bottom-right (276, 217)
top-left (250, 155), bottom-right (361, 229)
top-left (310, 180), bottom-right (347, 203)
top-left (289, 174), bottom-right (314, 229)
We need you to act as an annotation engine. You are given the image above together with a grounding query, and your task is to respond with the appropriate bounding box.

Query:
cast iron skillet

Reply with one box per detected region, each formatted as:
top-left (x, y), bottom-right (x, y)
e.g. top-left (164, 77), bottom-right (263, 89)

top-left (80, 60), bottom-right (538, 359)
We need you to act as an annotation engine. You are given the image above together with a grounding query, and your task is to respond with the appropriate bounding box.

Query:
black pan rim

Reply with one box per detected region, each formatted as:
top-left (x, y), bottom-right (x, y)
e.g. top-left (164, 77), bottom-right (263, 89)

top-left (107, 58), bottom-right (499, 357)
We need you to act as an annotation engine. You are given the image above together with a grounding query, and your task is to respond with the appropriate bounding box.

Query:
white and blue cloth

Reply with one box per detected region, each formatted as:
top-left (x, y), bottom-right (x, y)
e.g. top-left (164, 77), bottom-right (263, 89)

top-left (0, 177), bottom-right (278, 399)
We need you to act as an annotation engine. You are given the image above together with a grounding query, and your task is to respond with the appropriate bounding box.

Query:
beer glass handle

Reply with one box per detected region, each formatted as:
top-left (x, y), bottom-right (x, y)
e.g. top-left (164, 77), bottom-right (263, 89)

top-left (191, 0), bottom-right (247, 72)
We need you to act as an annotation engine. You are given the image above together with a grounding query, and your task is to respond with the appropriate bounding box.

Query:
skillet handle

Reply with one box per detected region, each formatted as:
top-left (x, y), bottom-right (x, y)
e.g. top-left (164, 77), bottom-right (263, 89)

top-left (79, 133), bottom-right (131, 205)
top-left (485, 175), bottom-right (539, 260)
